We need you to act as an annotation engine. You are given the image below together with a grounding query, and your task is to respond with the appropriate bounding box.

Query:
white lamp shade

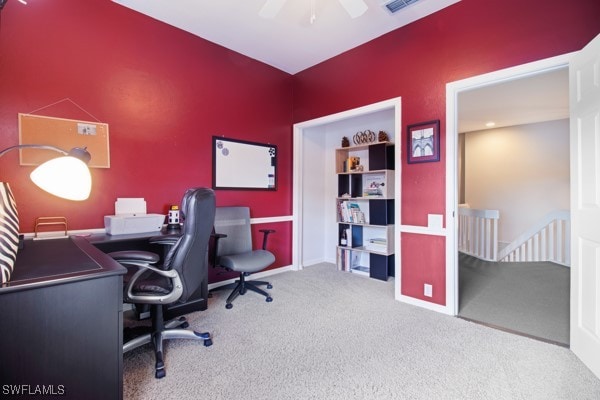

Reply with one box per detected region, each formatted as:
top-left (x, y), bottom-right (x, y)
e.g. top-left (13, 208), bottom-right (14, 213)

top-left (30, 156), bottom-right (92, 201)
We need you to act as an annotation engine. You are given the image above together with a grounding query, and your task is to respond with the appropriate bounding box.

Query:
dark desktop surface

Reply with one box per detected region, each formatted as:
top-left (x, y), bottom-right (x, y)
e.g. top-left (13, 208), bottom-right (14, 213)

top-left (0, 235), bottom-right (126, 400)
top-left (86, 228), bottom-right (179, 255)
top-left (5, 235), bottom-right (126, 291)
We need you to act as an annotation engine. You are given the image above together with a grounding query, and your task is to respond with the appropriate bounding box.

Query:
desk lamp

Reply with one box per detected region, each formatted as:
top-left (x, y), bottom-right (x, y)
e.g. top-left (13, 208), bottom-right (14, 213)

top-left (0, 145), bottom-right (92, 201)
top-left (0, 145), bottom-right (92, 285)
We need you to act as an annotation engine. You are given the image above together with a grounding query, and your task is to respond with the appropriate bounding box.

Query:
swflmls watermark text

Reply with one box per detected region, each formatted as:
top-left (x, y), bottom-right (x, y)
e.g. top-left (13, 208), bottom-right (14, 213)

top-left (2, 384), bottom-right (65, 396)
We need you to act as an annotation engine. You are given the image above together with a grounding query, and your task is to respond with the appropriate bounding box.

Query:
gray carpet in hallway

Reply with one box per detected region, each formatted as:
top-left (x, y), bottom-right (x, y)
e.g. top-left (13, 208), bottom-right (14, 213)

top-left (458, 253), bottom-right (570, 345)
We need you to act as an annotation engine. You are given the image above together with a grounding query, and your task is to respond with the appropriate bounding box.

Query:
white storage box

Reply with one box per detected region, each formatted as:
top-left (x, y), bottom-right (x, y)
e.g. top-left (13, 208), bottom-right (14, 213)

top-left (104, 198), bottom-right (165, 235)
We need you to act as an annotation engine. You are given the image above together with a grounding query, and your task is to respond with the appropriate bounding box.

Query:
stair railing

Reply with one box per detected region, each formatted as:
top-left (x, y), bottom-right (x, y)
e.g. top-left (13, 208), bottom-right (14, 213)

top-left (458, 205), bottom-right (500, 262)
top-left (497, 210), bottom-right (570, 266)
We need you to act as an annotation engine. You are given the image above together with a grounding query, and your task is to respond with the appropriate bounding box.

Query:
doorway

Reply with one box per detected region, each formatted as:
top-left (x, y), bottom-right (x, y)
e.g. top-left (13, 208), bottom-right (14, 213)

top-left (455, 69), bottom-right (571, 345)
top-left (445, 52), bottom-right (573, 320)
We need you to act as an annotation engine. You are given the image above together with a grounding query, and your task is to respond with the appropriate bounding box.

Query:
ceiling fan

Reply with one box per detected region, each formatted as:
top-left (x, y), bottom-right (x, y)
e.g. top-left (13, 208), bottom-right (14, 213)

top-left (259, 0), bottom-right (368, 20)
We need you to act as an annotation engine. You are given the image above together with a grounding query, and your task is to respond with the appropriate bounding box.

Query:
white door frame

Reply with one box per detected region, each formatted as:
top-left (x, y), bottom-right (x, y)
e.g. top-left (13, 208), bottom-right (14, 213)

top-left (445, 52), bottom-right (574, 316)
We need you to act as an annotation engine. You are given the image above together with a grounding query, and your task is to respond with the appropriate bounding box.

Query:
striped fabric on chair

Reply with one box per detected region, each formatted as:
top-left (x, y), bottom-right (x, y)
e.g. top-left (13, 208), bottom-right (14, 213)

top-left (0, 183), bottom-right (19, 285)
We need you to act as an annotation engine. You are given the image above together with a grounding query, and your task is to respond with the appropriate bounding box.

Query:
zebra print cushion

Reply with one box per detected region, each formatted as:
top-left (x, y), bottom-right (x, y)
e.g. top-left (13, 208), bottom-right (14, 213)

top-left (0, 183), bottom-right (19, 285)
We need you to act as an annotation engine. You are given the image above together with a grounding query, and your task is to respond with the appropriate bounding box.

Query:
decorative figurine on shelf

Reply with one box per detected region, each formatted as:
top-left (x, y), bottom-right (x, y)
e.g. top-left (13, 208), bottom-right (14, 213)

top-left (378, 130), bottom-right (389, 142)
top-left (353, 130), bottom-right (376, 145)
top-left (348, 156), bottom-right (360, 171)
top-left (340, 229), bottom-right (347, 246)
top-left (341, 136), bottom-right (350, 148)
top-left (167, 204), bottom-right (180, 231)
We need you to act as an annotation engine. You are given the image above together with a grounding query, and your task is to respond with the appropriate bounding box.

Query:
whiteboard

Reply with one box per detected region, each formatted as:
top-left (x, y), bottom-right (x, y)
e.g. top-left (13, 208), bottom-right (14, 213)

top-left (212, 136), bottom-right (276, 190)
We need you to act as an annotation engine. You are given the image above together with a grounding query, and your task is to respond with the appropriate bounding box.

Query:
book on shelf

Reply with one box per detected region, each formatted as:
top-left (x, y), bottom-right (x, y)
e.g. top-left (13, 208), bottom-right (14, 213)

top-left (349, 203), bottom-right (365, 224)
top-left (338, 247), bottom-right (370, 276)
top-left (338, 201), bottom-right (365, 223)
top-left (365, 237), bottom-right (387, 252)
top-left (348, 252), bottom-right (368, 276)
top-left (337, 248), bottom-right (352, 272)
top-left (337, 201), bottom-right (347, 222)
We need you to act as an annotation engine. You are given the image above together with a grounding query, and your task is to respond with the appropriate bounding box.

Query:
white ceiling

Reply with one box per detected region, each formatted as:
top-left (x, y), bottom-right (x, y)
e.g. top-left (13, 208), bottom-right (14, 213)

top-left (112, 0), bottom-right (461, 74)
top-left (111, 0), bottom-right (568, 131)
top-left (458, 67), bottom-right (569, 133)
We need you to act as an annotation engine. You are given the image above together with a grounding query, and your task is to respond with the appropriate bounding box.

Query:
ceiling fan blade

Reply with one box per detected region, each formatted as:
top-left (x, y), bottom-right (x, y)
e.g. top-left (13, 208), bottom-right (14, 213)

top-left (259, 0), bottom-right (288, 19)
top-left (338, 0), bottom-right (368, 18)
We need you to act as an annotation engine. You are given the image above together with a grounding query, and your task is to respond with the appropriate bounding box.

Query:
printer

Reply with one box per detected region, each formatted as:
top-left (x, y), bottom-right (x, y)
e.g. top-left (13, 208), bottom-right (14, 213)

top-left (104, 198), bottom-right (165, 235)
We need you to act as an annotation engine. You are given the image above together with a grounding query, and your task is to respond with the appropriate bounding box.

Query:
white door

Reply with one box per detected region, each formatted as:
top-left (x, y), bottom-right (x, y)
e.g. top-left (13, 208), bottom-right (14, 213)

top-left (570, 33), bottom-right (600, 378)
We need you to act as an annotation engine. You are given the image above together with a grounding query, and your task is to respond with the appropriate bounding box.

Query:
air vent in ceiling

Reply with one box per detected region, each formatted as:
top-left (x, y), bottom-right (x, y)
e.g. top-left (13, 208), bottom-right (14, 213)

top-left (382, 0), bottom-right (420, 14)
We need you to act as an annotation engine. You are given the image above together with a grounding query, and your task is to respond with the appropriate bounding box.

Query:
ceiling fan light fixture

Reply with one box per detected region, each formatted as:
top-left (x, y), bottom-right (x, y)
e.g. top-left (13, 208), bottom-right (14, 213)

top-left (339, 0), bottom-right (368, 18)
top-left (260, 0), bottom-right (369, 20)
top-left (259, 0), bottom-right (287, 19)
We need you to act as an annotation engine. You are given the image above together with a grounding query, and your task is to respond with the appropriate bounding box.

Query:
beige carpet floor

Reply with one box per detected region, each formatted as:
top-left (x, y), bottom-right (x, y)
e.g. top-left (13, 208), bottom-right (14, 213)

top-left (123, 263), bottom-right (599, 400)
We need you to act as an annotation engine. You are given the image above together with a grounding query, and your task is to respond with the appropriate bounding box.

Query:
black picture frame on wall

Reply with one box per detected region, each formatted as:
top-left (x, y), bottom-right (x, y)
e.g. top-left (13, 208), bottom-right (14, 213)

top-left (407, 120), bottom-right (440, 164)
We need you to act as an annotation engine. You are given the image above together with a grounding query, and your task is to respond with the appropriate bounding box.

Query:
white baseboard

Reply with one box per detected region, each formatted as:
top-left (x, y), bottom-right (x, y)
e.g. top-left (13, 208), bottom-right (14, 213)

top-left (301, 257), bottom-right (330, 267)
top-left (397, 294), bottom-right (454, 315)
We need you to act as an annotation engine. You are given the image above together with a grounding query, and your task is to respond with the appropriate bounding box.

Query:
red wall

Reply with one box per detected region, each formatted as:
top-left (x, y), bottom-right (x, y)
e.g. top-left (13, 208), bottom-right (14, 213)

top-left (0, 0), bottom-right (293, 225)
top-left (0, 0), bottom-right (292, 274)
top-left (0, 0), bottom-right (294, 273)
top-left (293, 0), bottom-right (600, 305)
top-left (2, 0), bottom-right (599, 302)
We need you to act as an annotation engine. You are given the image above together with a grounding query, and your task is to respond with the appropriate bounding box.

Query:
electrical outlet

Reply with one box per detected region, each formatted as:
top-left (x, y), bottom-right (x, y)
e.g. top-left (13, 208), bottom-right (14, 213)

top-left (424, 283), bottom-right (433, 297)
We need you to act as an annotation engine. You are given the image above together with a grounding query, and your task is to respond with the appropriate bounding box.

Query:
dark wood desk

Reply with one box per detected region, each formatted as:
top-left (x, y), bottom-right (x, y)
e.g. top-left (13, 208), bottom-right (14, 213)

top-left (87, 230), bottom-right (209, 320)
top-left (0, 236), bottom-right (126, 400)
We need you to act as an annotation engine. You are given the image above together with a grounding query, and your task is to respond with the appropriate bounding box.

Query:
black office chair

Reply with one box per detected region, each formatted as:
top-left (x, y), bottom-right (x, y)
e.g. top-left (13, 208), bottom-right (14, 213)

top-left (211, 206), bottom-right (275, 309)
top-left (109, 187), bottom-right (216, 379)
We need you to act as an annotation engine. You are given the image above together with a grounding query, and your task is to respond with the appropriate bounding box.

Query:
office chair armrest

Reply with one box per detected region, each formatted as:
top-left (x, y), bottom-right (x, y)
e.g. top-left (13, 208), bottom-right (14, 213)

top-left (109, 250), bottom-right (160, 264)
top-left (259, 229), bottom-right (276, 250)
top-left (149, 234), bottom-right (181, 247)
top-left (125, 264), bottom-right (183, 304)
top-left (109, 251), bottom-right (183, 304)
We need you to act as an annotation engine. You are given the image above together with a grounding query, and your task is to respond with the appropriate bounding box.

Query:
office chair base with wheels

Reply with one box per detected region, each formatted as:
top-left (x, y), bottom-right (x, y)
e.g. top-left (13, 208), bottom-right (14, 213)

top-left (123, 304), bottom-right (212, 379)
top-left (224, 272), bottom-right (273, 309)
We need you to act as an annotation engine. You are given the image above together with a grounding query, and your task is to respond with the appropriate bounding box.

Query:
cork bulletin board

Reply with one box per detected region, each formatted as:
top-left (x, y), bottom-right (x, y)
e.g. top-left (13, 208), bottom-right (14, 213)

top-left (18, 113), bottom-right (110, 168)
